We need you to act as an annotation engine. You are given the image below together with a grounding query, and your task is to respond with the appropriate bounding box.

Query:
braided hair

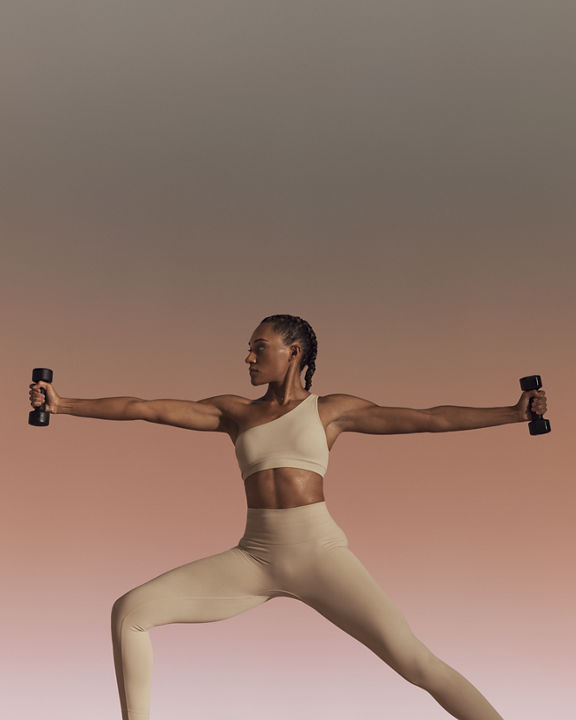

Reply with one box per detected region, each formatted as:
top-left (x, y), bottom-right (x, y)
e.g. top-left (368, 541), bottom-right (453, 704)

top-left (259, 314), bottom-right (318, 391)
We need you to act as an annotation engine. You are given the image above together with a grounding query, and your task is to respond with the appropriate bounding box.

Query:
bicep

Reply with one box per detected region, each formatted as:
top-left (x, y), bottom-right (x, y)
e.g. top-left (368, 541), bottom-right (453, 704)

top-left (137, 395), bottom-right (233, 432)
top-left (333, 394), bottom-right (434, 435)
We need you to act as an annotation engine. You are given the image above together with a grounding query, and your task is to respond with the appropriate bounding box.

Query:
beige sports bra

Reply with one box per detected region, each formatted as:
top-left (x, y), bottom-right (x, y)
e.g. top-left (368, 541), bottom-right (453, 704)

top-left (234, 393), bottom-right (329, 481)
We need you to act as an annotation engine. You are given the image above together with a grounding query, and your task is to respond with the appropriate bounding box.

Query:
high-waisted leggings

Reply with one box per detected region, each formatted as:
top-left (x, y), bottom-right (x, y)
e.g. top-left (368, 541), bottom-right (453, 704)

top-left (111, 501), bottom-right (434, 720)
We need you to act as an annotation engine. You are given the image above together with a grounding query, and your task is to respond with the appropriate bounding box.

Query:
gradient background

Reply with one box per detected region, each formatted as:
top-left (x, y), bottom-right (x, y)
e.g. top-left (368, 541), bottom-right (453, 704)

top-left (2, 2), bottom-right (574, 719)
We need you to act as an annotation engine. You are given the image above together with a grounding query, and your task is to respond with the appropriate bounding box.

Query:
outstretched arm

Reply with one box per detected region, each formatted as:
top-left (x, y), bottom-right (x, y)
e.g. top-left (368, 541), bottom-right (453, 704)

top-left (430, 404), bottom-right (520, 432)
top-left (432, 388), bottom-right (547, 431)
top-left (56, 396), bottom-right (144, 420)
top-left (332, 389), bottom-right (547, 435)
top-left (61, 396), bottom-right (235, 433)
top-left (30, 381), bottom-right (143, 421)
top-left (30, 381), bottom-right (236, 433)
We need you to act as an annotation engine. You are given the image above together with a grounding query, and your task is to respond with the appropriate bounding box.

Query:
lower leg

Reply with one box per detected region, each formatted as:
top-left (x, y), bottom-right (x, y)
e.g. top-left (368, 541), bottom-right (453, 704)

top-left (417, 654), bottom-right (504, 720)
top-left (111, 604), bottom-right (153, 720)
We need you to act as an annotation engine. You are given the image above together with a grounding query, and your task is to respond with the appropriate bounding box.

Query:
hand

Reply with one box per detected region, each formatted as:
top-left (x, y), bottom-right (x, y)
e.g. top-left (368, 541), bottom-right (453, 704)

top-left (514, 389), bottom-right (547, 422)
top-left (29, 381), bottom-right (61, 414)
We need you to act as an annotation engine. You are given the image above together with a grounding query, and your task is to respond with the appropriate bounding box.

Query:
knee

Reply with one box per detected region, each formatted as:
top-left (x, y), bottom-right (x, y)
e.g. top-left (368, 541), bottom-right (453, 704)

top-left (111, 591), bottom-right (138, 629)
top-left (399, 646), bottom-right (441, 688)
top-left (383, 636), bottom-right (440, 688)
top-left (111, 586), bottom-right (160, 634)
top-left (111, 593), bottom-right (126, 624)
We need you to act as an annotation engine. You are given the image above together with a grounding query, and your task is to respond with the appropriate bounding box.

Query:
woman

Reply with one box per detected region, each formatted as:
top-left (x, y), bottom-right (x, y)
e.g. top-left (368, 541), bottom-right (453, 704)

top-left (29, 313), bottom-right (547, 720)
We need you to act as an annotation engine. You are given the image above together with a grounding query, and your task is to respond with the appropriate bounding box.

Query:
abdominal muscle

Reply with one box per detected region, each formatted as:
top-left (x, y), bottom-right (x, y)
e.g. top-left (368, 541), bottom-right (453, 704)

top-left (244, 467), bottom-right (325, 509)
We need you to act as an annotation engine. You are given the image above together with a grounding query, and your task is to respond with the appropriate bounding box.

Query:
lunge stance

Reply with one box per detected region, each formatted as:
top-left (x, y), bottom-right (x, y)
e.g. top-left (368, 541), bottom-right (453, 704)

top-left (29, 313), bottom-right (547, 720)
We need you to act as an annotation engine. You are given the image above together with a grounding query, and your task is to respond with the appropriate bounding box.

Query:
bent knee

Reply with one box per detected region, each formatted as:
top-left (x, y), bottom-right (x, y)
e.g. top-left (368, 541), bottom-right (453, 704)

top-left (112, 590), bottom-right (130, 613)
top-left (111, 585), bottom-right (167, 633)
top-left (383, 635), bottom-right (439, 687)
top-left (111, 590), bottom-right (141, 625)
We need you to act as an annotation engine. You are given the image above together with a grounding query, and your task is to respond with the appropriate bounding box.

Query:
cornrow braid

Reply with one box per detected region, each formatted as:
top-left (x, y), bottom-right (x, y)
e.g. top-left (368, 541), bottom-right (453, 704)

top-left (259, 314), bottom-right (318, 391)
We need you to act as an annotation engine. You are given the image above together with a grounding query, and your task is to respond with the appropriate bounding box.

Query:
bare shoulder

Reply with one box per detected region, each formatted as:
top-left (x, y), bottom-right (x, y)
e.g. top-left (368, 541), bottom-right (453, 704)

top-left (196, 393), bottom-right (250, 411)
top-left (196, 393), bottom-right (251, 431)
top-left (201, 394), bottom-right (270, 442)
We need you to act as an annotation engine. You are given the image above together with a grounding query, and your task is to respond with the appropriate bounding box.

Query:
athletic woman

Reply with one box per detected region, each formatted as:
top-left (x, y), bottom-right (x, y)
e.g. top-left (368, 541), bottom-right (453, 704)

top-left (29, 313), bottom-right (547, 720)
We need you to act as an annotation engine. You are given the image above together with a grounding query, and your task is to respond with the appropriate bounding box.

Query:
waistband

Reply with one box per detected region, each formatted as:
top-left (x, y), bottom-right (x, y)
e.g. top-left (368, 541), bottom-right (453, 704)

top-left (240, 500), bottom-right (342, 544)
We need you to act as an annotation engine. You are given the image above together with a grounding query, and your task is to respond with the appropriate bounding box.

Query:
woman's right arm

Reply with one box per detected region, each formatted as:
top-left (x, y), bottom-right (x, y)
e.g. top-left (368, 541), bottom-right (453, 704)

top-left (58, 396), bottom-right (145, 420)
top-left (30, 381), bottom-right (144, 420)
top-left (29, 381), bottom-right (238, 432)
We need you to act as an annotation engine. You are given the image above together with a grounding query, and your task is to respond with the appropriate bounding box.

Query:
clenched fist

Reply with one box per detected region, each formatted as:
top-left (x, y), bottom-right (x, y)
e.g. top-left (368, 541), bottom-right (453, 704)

top-left (514, 389), bottom-right (547, 422)
top-left (29, 381), bottom-right (61, 415)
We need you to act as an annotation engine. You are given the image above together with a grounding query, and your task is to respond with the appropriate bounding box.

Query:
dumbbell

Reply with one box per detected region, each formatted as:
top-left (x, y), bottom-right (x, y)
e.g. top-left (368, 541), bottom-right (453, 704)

top-left (29, 368), bottom-right (53, 427)
top-left (519, 374), bottom-right (550, 435)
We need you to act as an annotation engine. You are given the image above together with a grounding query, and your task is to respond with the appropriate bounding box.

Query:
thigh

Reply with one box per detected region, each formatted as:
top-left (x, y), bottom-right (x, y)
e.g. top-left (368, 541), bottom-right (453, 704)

top-left (296, 545), bottom-right (431, 678)
top-left (113, 545), bottom-right (271, 629)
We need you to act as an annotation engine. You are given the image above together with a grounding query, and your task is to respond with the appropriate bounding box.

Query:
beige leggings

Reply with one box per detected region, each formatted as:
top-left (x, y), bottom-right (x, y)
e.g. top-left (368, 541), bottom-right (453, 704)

top-left (111, 501), bottom-right (432, 720)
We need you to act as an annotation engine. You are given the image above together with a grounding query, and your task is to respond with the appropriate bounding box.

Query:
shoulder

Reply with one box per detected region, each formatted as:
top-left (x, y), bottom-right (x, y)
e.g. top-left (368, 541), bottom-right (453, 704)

top-left (193, 394), bottom-right (246, 430)
top-left (197, 394), bottom-right (251, 410)
top-left (196, 394), bottom-right (253, 420)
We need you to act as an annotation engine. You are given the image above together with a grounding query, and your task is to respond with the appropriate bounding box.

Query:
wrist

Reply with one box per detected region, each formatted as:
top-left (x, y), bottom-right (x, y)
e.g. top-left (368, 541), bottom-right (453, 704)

top-left (56, 398), bottom-right (73, 415)
top-left (511, 404), bottom-right (524, 422)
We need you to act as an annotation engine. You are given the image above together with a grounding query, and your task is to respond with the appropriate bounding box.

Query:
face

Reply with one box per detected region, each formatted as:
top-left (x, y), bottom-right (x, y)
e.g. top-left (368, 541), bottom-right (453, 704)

top-left (245, 323), bottom-right (301, 384)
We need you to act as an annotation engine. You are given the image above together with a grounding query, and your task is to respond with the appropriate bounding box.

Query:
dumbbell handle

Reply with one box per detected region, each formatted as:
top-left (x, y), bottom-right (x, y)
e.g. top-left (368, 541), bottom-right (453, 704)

top-left (29, 368), bottom-right (54, 427)
top-left (519, 374), bottom-right (551, 435)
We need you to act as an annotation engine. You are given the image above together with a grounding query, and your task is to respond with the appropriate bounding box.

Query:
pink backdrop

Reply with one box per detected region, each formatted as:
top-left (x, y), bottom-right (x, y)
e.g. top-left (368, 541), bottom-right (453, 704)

top-left (2, 2), bottom-right (574, 719)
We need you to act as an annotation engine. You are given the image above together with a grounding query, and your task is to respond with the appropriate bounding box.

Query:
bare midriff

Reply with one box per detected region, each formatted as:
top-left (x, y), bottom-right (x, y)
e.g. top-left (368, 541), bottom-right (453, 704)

top-left (244, 467), bottom-right (325, 509)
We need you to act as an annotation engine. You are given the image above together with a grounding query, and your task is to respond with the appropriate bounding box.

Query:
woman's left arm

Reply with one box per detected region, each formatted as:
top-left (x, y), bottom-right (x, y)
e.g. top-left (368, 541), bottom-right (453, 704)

top-left (431, 389), bottom-right (547, 432)
top-left (332, 389), bottom-right (548, 435)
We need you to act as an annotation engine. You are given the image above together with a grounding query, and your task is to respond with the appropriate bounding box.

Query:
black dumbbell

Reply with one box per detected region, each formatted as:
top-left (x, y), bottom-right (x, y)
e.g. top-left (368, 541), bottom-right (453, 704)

top-left (519, 374), bottom-right (550, 435)
top-left (29, 368), bottom-right (54, 426)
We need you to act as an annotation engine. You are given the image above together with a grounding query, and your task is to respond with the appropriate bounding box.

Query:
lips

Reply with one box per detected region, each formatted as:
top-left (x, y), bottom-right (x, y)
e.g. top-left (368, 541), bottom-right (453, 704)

top-left (249, 368), bottom-right (258, 373)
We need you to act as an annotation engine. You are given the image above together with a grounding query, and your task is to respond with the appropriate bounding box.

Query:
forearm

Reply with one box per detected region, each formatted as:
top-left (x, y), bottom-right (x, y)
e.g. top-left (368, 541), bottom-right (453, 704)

top-left (430, 404), bottom-right (521, 432)
top-left (57, 396), bottom-right (144, 420)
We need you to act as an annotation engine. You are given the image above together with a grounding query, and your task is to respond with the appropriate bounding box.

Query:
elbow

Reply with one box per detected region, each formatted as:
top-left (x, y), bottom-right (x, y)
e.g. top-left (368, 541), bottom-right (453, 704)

top-left (127, 399), bottom-right (153, 422)
top-left (427, 409), bottom-right (447, 433)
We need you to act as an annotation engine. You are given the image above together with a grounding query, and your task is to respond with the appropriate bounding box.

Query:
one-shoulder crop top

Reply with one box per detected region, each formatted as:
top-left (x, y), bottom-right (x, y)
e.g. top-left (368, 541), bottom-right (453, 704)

top-left (234, 393), bottom-right (329, 481)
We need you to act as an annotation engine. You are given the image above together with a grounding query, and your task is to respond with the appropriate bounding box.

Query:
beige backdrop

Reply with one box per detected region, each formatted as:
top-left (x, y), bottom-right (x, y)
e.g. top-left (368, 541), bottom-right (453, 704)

top-left (2, 2), bottom-right (574, 719)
